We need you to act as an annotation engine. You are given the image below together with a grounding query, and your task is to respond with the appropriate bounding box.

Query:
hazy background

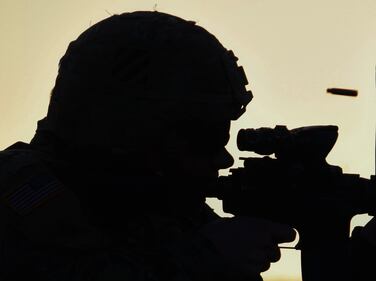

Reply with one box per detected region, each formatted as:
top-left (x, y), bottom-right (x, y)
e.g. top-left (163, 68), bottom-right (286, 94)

top-left (1, 1), bottom-right (375, 280)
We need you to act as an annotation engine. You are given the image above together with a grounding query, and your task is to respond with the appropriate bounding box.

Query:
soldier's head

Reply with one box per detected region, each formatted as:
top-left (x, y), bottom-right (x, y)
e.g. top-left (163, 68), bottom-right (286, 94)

top-left (34, 11), bottom-right (252, 180)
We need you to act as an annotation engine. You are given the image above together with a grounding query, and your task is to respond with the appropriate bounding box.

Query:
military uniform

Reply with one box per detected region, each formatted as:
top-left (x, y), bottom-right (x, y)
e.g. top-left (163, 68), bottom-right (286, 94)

top-left (0, 140), bottom-right (238, 281)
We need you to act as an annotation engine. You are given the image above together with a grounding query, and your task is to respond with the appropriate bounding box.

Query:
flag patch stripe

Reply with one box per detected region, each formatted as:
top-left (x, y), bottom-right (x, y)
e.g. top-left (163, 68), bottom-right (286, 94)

top-left (8, 182), bottom-right (60, 210)
top-left (7, 181), bottom-right (58, 205)
top-left (4, 178), bottom-right (64, 215)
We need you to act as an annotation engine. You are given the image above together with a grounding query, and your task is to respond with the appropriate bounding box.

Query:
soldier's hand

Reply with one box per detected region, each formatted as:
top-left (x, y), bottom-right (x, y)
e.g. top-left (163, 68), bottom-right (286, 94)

top-left (349, 217), bottom-right (376, 280)
top-left (354, 217), bottom-right (376, 246)
top-left (200, 216), bottom-right (296, 278)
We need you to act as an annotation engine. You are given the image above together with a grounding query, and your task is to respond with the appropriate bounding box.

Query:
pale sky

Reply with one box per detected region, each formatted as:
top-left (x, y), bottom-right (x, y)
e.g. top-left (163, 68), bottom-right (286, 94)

top-left (1, 1), bottom-right (375, 280)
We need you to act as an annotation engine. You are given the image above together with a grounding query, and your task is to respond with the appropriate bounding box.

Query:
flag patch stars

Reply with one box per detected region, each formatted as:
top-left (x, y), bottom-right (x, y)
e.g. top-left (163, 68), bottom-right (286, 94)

top-left (3, 174), bottom-right (65, 216)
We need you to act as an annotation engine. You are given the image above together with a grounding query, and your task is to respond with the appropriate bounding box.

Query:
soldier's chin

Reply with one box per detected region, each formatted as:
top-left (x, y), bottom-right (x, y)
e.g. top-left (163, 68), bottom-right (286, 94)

top-left (167, 172), bottom-right (219, 191)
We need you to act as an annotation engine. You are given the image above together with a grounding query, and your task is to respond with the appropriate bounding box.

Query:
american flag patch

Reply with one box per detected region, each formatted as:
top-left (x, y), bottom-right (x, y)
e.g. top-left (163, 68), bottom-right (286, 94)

top-left (3, 174), bottom-right (65, 216)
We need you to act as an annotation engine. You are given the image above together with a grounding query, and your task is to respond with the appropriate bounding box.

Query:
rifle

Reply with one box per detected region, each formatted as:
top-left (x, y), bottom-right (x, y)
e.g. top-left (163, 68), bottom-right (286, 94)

top-left (207, 125), bottom-right (376, 281)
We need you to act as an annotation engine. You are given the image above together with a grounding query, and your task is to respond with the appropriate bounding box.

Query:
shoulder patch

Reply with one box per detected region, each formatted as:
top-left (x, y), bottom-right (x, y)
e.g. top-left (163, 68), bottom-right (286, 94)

top-left (3, 174), bottom-right (65, 216)
top-left (0, 147), bottom-right (65, 216)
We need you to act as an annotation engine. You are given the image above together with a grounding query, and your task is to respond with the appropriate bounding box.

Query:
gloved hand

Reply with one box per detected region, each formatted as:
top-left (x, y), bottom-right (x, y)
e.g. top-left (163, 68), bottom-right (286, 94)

top-left (355, 217), bottom-right (376, 246)
top-left (350, 217), bottom-right (376, 280)
top-left (200, 216), bottom-right (296, 280)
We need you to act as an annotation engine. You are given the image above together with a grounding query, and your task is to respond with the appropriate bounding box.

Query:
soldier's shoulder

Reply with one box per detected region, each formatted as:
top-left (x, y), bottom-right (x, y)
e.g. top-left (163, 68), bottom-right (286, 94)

top-left (0, 142), bottom-right (48, 192)
top-left (0, 141), bottom-right (42, 171)
top-left (0, 142), bottom-right (67, 216)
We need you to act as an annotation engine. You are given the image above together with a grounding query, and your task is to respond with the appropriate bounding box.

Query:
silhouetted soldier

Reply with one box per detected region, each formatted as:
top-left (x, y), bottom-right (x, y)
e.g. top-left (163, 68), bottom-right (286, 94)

top-left (0, 11), bottom-right (295, 281)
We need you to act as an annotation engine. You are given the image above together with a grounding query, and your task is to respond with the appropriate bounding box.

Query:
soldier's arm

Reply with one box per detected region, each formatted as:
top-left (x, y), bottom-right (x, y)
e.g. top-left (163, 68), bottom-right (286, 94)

top-left (2, 195), bottom-right (254, 281)
top-left (0, 150), bottom-right (262, 281)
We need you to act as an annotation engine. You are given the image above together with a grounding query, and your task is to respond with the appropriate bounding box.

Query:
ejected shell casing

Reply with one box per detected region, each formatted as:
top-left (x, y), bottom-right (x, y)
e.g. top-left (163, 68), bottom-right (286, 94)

top-left (327, 88), bottom-right (358, 97)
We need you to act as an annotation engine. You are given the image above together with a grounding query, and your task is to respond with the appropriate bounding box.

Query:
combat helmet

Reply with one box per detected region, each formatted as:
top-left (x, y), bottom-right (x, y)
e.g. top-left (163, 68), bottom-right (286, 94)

top-left (36, 11), bottom-right (253, 151)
